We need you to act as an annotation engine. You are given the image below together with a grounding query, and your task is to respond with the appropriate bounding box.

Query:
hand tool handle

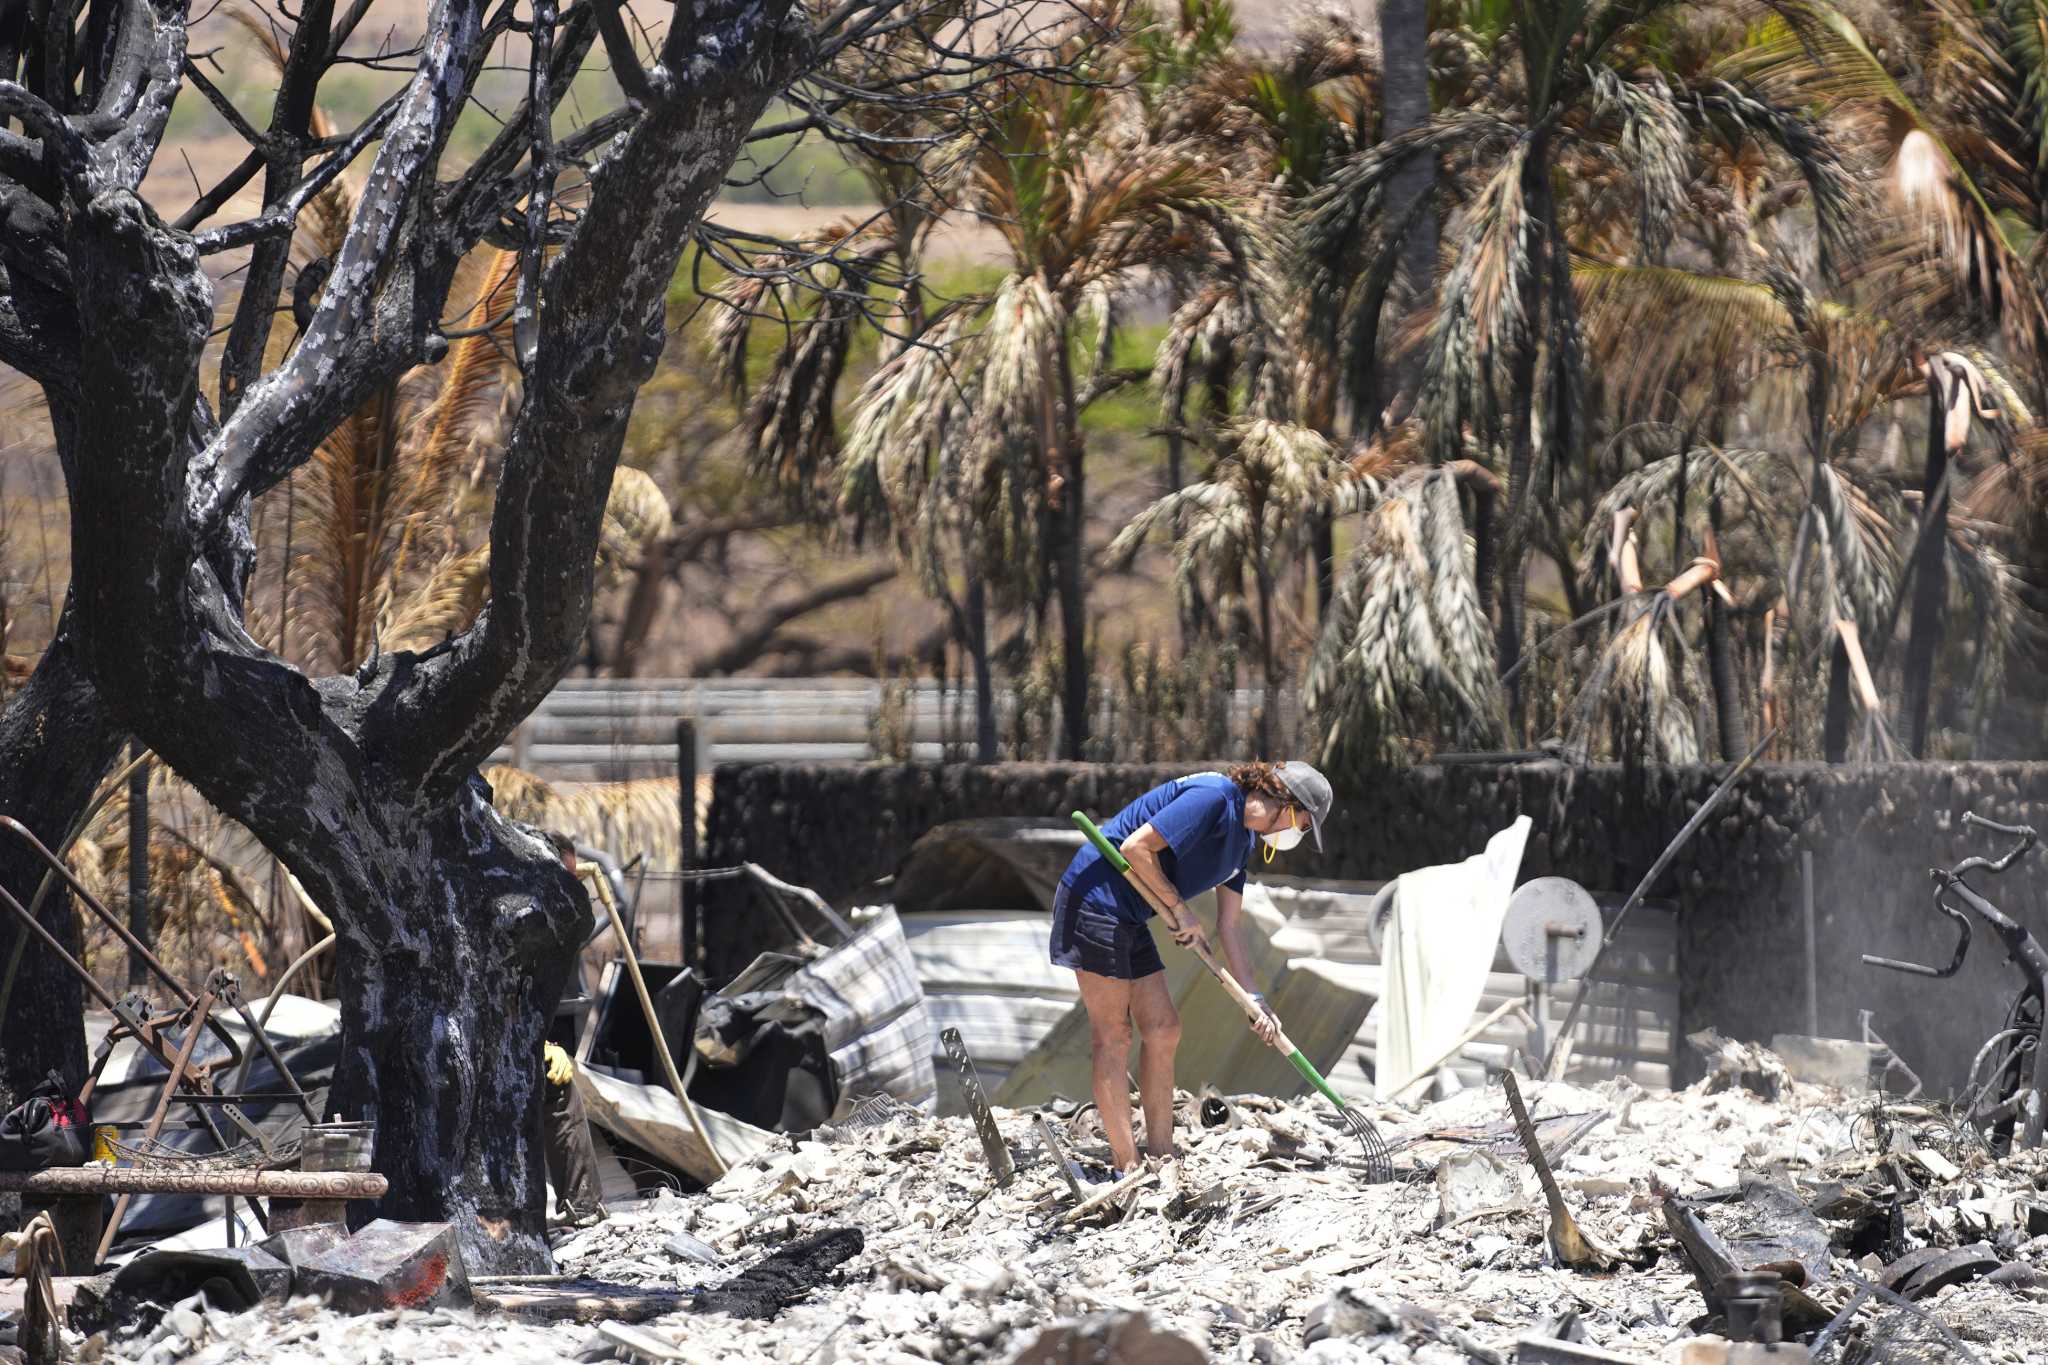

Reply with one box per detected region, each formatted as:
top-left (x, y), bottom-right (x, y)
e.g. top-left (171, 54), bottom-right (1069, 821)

top-left (1071, 811), bottom-right (1295, 1054)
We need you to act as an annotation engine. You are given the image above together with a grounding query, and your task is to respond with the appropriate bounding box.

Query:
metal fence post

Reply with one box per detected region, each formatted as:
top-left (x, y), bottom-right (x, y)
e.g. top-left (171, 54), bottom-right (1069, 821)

top-left (677, 718), bottom-right (697, 971)
top-left (126, 741), bottom-right (150, 989)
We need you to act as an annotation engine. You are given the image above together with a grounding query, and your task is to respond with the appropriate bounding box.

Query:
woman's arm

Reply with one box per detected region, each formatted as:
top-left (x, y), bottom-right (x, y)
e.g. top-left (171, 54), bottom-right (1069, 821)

top-left (1215, 884), bottom-right (1280, 1044)
top-left (1119, 822), bottom-right (1202, 943)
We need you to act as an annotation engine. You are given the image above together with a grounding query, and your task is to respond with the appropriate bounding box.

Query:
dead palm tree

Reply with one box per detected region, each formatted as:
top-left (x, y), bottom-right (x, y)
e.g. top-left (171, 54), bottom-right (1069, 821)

top-left (1108, 419), bottom-right (1375, 752)
top-left (1304, 0), bottom-right (1851, 740)
top-left (1302, 458), bottom-right (1506, 766)
top-left (836, 7), bottom-right (1229, 758)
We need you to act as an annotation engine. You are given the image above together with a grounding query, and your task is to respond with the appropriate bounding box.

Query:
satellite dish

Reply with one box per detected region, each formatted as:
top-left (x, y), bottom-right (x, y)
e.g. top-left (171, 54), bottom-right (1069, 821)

top-left (1501, 877), bottom-right (1603, 985)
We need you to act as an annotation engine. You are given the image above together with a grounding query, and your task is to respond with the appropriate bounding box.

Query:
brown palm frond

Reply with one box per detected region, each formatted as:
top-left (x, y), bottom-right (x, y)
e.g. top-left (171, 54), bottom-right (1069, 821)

top-left (1420, 144), bottom-right (1534, 462)
top-left (290, 382), bottom-right (404, 670)
top-left (1564, 593), bottom-right (1705, 764)
top-left (596, 466), bottom-right (673, 589)
top-left (1576, 445), bottom-right (1790, 595)
top-left (1573, 263), bottom-right (1795, 421)
top-left (381, 545), bottom-right (490, 654)
top-left (379, 465), bottom-right (669, 653)
top-left (405, 250), bottom-right (520, 503)
top-left (483, 766), bottom-right (682, 870)
top-left (1741, 2), bottom-right (2048, 384)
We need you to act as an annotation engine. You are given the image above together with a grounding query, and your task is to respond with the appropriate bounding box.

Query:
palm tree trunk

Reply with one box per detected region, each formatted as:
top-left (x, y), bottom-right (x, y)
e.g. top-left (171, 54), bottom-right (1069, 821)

top-left (1254, 518), bottom-right (1276, 757)
top-left (1377, 0), bottom-right (1436, 413)
top-left (966, 577), bottom-right (996, 763)
top-left (1706, 497), bottom-right (1746, 759)
top-left (1824, 628), bottom-right (1851, 763)
top-left (1054, 343), bottom-right (1090, 760)
top-left (1313, 517), bottom-right (1336, 623)
top-left (1901, 364), bottom-right (1953, 758)
top-left (1497, 147), bottom-right (1549, 742)
top-left (1470, 478), bottom-right (1496, 626)
top-left (1499, 327), bottom-right (1540, 740)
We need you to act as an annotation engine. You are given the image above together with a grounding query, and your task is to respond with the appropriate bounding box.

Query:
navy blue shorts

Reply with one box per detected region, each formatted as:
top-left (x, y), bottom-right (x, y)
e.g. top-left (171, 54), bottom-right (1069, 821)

top-left (1050, 883), bottom-right (1164, 980)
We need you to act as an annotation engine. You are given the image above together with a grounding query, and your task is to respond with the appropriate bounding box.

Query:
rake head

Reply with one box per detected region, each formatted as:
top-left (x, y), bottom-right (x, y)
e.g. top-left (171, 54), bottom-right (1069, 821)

top-left (1337, 1102), bottom-right (1395, 1184)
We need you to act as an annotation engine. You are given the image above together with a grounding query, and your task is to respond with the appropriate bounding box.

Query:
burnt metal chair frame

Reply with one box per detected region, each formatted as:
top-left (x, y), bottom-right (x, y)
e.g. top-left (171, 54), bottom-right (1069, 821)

top-left (1862, 811), bottom-right (2048, 1150)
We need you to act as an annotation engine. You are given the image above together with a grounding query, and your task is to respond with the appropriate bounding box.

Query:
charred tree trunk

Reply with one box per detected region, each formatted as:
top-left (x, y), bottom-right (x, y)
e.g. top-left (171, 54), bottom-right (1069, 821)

top-left (0, 608), bottom-right (122, 1113)
top-left (965, 577), bottom-right (997, 763)
top-left (1901, 363), bottom-right (1955, 758)
top-left (27, 0), bottom-right (807, 1276)
top-left (1495, 146), bottom-right (1551, 743)
top-left (1376, 0), bottom-right (1435, 415)
top-left (1253, 509), bottom-right (1276, 758)
top-left (1705, 499), bottom-right (1746, 760)
top-left (1054, 342), bottom-right (1090, 760)
top-left (308, 788), bottom-right (584, 1266)
top-left (1498, 326), bottom-right (1540, 741)
top-left (1824, 630), bottom-right (1851, 763)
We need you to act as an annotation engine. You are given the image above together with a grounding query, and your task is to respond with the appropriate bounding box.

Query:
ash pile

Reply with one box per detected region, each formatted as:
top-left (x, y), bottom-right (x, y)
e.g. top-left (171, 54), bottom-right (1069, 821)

top-left (65, 1046), bottom-right (2048, 1365)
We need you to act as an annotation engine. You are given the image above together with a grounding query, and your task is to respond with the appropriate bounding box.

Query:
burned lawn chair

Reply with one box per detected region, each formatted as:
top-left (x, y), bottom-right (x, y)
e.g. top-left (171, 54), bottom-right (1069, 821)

top-left (0, 817), bottom-right (320, 1263)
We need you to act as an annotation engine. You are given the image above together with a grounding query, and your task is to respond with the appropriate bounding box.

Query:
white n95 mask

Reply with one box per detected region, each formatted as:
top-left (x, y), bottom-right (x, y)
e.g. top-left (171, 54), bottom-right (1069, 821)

top-left (1261, 825), bottom-right (1305, 852)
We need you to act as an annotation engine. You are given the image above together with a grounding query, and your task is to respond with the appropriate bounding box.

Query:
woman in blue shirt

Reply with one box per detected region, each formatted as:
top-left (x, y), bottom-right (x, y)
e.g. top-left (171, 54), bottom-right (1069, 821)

top-left (1051, 760), bottom-right (1333, 1175)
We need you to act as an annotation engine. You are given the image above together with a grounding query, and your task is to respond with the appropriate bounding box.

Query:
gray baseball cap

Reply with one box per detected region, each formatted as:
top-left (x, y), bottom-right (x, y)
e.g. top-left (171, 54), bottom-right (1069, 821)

top-left (1276, 761), bottom-right (1333, 851)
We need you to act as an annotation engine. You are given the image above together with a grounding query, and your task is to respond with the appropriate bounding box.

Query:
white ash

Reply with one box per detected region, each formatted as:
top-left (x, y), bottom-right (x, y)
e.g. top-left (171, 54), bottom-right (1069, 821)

top-left (76, 1076), bottom-right (2048, 1364)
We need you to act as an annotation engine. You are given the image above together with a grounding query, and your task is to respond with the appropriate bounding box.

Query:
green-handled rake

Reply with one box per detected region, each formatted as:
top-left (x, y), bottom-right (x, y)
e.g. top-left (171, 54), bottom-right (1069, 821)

top-left (1071, 810), bottom-right (1394, 1184)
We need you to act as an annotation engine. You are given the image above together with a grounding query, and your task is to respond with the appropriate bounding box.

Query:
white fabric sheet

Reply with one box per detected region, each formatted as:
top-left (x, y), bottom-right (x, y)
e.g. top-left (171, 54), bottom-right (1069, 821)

top-left (1374, 817), bottom-right (1531, 1102)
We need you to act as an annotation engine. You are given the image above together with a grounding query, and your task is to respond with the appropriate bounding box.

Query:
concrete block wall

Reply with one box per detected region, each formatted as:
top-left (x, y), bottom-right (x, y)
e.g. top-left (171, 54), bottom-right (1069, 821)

top-left (704, 760), bottom-right (2048, 1092)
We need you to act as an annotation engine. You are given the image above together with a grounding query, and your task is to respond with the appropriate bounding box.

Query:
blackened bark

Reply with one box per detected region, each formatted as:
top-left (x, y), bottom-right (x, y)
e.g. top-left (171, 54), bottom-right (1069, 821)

top-left (217, 0), bottom-right (337, 418)
top-left (1824, 630), bottom-right (1851, 763)
top-left (1054, 343), bottom-right (1089, 760)
top-left (1470, 477), bottom-right (1496, 627)
top-left (0, 607), bottom-right (121, 1114)
top-left (1498, 324), bottom-right (1539, 741)
top-left (1901, 366), bottom-right (1954, 758)
top-left (1495, 147), bottom-right (1549, 741)
top-left (966, 577), bottom-right (997, 763)
top-left (1312, 517), bottom-right (1336, 625)
top-left (125, 740), bottom-right (149, 988)
top-left (1706, 500), bottom-right (1746, 761)
top-left (41, 0), bottom-right (808, 1279)
top-left (1254, 531), bottom-right (1276, 757)
top-left (311, 791), bottom-right (584, 1272)
top-left (1376, 0), bottom-right (1435, 412)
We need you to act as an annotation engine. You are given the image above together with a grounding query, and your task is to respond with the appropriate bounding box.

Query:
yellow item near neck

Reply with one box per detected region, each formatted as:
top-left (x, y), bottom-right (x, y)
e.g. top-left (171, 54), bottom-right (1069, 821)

top-left (1262, 839), bottom-right (1276, 865)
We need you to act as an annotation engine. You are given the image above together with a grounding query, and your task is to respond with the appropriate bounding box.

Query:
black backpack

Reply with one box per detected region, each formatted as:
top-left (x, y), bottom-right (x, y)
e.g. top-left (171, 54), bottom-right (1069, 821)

top-left (0, 1072), bottom-right (91, 1172)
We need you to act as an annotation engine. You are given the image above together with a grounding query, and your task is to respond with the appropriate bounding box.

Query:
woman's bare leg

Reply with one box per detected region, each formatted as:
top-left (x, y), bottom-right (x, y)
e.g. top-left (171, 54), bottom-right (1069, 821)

top-left (1129, 970), bottom-right (1182, 1158)
top-left (1075, 969), bottom-right (1138, 1172)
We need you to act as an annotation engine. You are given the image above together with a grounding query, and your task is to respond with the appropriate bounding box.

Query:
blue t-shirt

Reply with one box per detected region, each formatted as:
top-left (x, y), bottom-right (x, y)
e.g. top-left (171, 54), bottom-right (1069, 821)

top-left (1061, 773), bottom-right (1253, 924)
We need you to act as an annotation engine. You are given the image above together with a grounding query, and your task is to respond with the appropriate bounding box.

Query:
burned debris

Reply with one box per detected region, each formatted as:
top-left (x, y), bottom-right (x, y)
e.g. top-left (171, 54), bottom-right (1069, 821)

top-left (10, 807), bottom-right (2048, 1365)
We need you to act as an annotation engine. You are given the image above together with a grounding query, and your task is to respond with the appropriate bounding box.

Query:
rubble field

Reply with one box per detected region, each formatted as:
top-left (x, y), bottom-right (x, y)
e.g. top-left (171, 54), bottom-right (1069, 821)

top-left (87, 1072), bottom-right (2048, 1365)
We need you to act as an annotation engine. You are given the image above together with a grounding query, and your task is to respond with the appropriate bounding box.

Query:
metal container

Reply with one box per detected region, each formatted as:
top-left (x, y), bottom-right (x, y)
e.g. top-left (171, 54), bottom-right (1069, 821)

top-left (1720, 1270), bottom-right (1784, 1344)
top-left (300, 1122), bottom-right (375, 1174)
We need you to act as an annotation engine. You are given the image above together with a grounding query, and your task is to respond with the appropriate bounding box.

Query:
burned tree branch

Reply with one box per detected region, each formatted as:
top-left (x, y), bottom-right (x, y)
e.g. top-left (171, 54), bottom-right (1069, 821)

top-left (590, 0), bottom-right (654, 103)
top-left (172, 147), bottom-right (263, 229)
top-left (394, 0), bottom-right (811, 792)
top-left (180, 56), bottom-right (269, 151)
top-left (694, 564), bottom-right (900, 676)
top-left (200, 0), bottom-right (495, 519)
top-left (190, 93), bottom-right (404, 254)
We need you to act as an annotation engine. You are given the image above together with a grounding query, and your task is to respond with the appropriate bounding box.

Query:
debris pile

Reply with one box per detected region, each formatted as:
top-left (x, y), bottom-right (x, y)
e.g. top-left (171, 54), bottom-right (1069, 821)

top-left (46, 1061), bottom-right (2048, 1364)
